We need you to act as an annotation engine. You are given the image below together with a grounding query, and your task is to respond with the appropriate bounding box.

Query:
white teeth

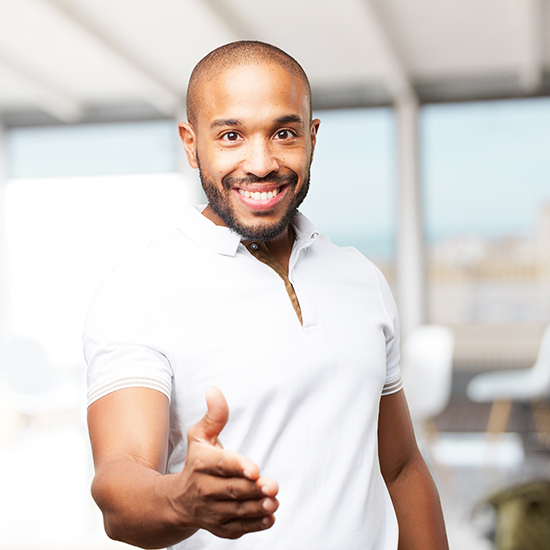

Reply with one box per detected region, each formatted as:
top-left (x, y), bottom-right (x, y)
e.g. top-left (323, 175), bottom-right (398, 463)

top-left (239, 188), bottom-right (280, 201)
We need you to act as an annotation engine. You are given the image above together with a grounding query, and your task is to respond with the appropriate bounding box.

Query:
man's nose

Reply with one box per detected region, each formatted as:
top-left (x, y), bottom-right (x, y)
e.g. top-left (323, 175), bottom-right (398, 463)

top-left (242, 140), bottom-right (280, 178)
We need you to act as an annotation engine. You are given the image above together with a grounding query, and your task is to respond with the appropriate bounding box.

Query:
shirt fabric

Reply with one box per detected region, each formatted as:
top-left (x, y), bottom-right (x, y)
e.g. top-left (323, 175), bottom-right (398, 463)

top-left (84, 204), bottom-right (403, 550)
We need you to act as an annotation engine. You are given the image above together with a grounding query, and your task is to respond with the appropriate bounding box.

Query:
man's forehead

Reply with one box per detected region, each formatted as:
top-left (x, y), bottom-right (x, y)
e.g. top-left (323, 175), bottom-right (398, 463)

top-left (193, 63), bottom-right (309, 124)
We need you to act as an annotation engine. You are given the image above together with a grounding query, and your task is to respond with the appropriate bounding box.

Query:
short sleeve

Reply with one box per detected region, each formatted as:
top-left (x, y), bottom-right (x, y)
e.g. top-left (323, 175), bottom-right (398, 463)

top-left (373, 266), bottom-right (403, 396)
top-left (84, 263), bottom-right (173, 408)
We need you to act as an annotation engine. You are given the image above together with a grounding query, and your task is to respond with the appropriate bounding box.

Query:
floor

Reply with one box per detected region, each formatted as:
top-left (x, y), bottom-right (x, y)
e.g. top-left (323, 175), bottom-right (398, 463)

top-left (1, 379), bottom-right (549, 550)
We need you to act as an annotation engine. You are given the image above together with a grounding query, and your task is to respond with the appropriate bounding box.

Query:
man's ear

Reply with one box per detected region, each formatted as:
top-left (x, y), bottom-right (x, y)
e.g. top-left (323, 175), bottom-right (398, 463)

top-left (310, 118), bottom-right (321, 152)
top-left (178, 122), bottom-right (198, 169)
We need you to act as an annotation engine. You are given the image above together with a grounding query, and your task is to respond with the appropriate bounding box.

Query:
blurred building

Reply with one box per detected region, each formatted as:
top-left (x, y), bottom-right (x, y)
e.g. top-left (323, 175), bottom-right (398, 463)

top-left (428, 203), bottom-right (550, 370)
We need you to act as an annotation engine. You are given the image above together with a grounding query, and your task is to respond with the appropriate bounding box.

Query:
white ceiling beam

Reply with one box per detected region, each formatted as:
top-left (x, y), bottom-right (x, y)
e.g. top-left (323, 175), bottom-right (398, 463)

top-left (512, 0), bottom-right (543, 93)
top-left (0, 51), bottom-right (83, 123)
top-left (199, 0), bottom-right (258, 41)
top-left (39, 0), bottom-right (182, 116)
top-left (359, 0), bottom-right (416, 102)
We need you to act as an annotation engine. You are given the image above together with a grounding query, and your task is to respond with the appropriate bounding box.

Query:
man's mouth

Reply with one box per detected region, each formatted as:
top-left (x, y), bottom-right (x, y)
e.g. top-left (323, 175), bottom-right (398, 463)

top-left (237, 187), bottom-right (281, 201)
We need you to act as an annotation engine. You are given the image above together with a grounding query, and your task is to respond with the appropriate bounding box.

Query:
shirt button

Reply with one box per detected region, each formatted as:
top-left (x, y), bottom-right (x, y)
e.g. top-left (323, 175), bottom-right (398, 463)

top-left (250, 242), bottom-right (259, 251)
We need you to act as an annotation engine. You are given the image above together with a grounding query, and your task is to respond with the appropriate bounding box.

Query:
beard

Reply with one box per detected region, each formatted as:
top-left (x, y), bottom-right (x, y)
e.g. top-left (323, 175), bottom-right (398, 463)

top-left (197, 156), bottom-right (311, 242)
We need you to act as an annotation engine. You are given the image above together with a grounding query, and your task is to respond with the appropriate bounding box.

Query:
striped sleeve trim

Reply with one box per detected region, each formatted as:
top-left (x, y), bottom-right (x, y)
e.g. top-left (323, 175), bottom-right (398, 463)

top-left (381, 376), bottom-right (403, 396)
top-left (87, 376), bottom-right (171, 407)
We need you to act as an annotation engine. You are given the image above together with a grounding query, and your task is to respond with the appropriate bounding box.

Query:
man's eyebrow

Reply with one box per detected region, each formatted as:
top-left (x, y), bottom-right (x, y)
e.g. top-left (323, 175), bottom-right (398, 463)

top-left (210, 118), bottom-right (241, 129)
top-left (276, 114), bottom-right (303, 125)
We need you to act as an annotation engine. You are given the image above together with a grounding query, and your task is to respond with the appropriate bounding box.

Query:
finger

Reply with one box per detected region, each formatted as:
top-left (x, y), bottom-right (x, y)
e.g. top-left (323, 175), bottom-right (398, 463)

top-left (212, 514), bottom-right (276, 540)
top-left (187, 387), bottom-right (229, 446)
top-left (197, 475), bottom-right (269, 500)
top-left (257, 476), bottom-right (279, 498)
top-left (191, 444), bottom-right (260, 480)
top-left (214, 496), bottom-right (279, 520)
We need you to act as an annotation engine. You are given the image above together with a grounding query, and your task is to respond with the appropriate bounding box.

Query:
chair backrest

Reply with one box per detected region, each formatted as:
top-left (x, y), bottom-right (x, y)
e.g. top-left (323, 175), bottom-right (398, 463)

top-left (400, 324), bottom-right (455, 422)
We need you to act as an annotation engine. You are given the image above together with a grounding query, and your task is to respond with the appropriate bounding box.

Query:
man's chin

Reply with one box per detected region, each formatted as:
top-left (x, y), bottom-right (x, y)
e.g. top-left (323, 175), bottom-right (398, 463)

top-left (231, 219), bottom-right (291, 242)
top-left (210, 195), bottom-right (296, 241)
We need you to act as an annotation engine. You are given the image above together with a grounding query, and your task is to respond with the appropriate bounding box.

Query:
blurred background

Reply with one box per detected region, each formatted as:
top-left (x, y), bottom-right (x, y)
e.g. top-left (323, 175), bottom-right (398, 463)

top-left (1, 0), bottom-right (550, 548)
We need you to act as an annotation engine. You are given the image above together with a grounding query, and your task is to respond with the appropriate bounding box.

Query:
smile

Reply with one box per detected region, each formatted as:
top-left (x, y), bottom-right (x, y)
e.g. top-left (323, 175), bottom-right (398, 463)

top-left (233, 185), bottom-right (288, 211)
top-left (238, 188), bottom-right (281, 201)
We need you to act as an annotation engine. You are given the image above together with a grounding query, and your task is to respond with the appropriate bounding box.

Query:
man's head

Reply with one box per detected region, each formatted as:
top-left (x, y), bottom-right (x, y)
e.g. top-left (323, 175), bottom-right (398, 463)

top-left (179, 41), bottom-right (320, 242)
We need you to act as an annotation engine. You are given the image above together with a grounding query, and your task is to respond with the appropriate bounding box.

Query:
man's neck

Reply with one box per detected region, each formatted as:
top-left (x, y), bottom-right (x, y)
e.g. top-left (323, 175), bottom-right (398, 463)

top-left (264, 226), bottom-right (294, 274)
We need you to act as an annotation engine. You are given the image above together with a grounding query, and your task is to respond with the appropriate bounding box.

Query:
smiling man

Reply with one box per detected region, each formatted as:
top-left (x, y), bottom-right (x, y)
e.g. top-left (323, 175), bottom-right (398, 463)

top-left (85, 41), bottom-right (448, 550)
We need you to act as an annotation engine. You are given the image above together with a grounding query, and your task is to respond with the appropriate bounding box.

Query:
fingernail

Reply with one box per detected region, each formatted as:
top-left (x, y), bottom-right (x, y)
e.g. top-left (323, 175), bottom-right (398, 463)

top-left (261, 516), bottom-right (272, 528)
top-left (243, 469), bottom-right (252, 478)
top-left (261, 485), bottom-right (270, 495)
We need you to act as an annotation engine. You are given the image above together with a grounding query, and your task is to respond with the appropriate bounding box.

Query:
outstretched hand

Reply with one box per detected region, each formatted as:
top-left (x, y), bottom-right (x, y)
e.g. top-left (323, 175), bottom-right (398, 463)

top-left (172, 387), bottom-right (279, 540)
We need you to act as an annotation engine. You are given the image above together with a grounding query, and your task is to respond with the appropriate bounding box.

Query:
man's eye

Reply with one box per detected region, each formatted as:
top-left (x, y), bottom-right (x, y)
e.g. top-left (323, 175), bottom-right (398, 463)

top-left (222, 132), bottom-right (241, 141)
top-left (275, 130), bottom-right (295, 140)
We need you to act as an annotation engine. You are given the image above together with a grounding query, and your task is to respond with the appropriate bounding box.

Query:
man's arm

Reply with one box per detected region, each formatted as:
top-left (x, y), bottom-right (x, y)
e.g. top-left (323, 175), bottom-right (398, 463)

top-left (378, 389), bottom-right (449, 550)
top-left (87, 386), bottom-right (278, 549)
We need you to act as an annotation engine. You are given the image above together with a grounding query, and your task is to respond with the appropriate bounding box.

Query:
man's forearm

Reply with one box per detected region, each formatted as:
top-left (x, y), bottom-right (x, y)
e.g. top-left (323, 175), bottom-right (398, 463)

top-left (92, 460), bottom-right (197, 549)
top-left (385, 454), bottom-right (449, 550)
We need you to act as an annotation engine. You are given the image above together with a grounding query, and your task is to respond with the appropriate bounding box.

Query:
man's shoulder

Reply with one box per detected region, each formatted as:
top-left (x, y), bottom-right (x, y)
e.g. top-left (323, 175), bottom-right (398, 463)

top-left (306, 230), bottom-right (393, 294)
top-left (311, 231), bottom-right (380, 270)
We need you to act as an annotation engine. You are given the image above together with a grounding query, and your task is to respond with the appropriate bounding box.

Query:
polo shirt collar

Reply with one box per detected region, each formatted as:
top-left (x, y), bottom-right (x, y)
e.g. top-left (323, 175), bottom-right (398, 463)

top-left (177, 204), bottom-right (242, 256)
top-left (177, 204), bottom-right (320, 256)
top-left (292, 211), bottom-right (320, 249)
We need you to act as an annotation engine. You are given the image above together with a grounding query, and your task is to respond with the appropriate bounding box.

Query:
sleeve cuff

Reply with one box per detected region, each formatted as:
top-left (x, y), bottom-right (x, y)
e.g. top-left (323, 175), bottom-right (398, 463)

top-left (87, 375), bottom-right (171, 407)
top-left (381, 376), bottom-right (403, 396)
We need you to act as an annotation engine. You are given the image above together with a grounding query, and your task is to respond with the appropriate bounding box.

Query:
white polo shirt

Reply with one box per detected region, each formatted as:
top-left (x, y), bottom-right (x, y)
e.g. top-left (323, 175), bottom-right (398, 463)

top-left (84, 204), bottom-right (402, 550)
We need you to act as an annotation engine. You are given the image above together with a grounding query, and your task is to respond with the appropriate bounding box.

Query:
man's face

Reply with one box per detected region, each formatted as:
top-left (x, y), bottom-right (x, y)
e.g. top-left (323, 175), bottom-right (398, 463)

top-left (181, 63), bottom-right (320, 241)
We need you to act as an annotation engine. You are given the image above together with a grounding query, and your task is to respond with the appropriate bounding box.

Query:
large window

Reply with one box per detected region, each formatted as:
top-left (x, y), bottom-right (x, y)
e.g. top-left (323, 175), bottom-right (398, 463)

top-left (422, 98), bottom-right (550, 369)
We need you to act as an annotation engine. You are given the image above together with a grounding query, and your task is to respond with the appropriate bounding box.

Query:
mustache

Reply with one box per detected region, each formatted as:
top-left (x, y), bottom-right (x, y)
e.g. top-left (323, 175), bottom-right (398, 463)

top-left (222, 172), bottom-right (298, 190)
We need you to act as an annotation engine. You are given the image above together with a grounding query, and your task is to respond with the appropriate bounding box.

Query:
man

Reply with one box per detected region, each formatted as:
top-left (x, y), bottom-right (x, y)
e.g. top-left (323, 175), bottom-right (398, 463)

top-left (85, 41), bottom-right (448, 549)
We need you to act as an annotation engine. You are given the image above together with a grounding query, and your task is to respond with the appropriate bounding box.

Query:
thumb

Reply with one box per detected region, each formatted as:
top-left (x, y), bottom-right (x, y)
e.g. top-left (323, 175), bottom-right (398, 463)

top-left (188, 386), bottom-right (229, 446)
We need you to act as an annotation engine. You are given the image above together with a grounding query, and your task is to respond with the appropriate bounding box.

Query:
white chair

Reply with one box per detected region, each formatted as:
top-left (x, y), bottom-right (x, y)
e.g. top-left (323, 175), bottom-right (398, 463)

top-left (401, 324), bottom-right (455, 427)
top-left (466, 323), bottom-right (550, 437)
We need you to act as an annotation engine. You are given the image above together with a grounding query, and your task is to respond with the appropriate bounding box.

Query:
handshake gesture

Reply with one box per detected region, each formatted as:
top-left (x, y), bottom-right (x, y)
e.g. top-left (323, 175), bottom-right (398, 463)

top-left (172, 387), bottom-right (279, 539)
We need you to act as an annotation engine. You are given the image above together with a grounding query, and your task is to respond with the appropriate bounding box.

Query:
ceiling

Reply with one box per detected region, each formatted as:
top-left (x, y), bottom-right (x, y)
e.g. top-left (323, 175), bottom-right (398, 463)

top-left (1, 0), bottom-right (549, 127)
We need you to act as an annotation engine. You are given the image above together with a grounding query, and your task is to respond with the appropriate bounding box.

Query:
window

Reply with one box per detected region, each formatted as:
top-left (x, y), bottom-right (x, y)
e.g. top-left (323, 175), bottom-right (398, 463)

top-left (422, 98), bottom-right (550, 369)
